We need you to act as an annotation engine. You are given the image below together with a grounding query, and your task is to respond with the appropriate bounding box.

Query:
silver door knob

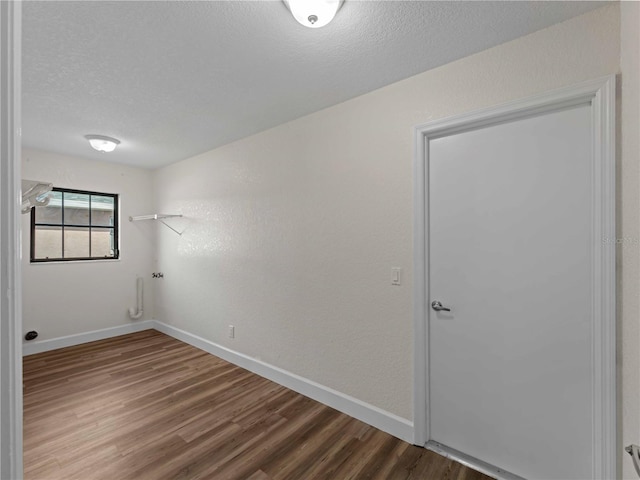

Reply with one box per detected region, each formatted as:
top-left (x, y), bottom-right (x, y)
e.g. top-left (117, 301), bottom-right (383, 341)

top-left (431, 301), bottom-right (451, 312)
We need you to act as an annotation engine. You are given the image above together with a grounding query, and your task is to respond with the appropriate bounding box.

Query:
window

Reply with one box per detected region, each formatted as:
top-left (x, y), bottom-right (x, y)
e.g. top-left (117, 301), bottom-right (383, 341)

top-left (31, 188), bottom-right (119, 262)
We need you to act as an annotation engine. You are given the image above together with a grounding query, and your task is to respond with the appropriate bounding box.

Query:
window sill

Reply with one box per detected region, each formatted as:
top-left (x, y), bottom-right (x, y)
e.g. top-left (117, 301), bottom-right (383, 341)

top-left (29, 258), bottom-right (121, 265)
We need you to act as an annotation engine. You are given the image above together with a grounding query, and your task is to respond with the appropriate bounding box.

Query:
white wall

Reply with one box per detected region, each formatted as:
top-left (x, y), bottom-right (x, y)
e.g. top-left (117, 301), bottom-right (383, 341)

top-left (21, 149), bottom-right (155, 342)
top-left (154, 4), bottom-right (621, 423)
top-left (620, 1), bottom-right (640, 478)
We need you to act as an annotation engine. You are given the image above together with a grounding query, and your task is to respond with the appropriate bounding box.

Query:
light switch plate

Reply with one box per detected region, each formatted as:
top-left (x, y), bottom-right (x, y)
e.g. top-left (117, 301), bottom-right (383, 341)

top-left (391, 268), bottom-right (402, 286)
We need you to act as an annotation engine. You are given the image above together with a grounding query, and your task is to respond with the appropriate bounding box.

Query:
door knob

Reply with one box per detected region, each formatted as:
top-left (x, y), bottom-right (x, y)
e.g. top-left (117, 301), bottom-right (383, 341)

top-left (431, 301), bottom-right (451, 312)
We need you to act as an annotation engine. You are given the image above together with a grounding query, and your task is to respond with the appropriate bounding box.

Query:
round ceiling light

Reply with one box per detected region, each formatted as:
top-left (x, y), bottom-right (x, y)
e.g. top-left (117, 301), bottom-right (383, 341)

top-left (85, 134), bottom-right (121, 153)
top-left (284, 0), bottom-right (344, 28)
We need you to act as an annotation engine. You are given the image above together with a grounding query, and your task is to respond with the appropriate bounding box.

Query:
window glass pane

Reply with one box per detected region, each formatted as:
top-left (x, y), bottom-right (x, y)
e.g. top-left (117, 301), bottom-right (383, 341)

top-left (64, 227), bottom-right (89, 258)
top-left (35, 191), bottom-right (62, 224)
top-left (91, 228), bottom-right (115, 258)
top-left (31, 188), bottom-right (119, 262)
top-left (34, 226), bottom-right (62, 259)
top-left (63, 192), bottom-right (90, 225)
top-left (91, 195), bottom-right (115, 227)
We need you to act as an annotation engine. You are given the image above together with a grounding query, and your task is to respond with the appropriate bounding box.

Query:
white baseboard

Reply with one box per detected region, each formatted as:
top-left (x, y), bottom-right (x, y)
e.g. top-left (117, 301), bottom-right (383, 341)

top-left (22, 320), bottom-right (155, 356)
top-left (152, 320), bottom-right (414, 444)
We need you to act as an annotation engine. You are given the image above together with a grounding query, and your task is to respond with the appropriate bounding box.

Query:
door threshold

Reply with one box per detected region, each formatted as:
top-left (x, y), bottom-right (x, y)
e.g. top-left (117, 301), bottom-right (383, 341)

top-left (426, 441), bottom-right (526, 480)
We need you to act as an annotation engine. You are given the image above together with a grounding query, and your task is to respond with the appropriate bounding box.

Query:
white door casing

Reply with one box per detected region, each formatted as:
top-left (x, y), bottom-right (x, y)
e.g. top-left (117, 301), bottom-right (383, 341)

top-left (413, 76), bottom-right (616, 479)
top-left (0, 1), bottom-right (23, 479)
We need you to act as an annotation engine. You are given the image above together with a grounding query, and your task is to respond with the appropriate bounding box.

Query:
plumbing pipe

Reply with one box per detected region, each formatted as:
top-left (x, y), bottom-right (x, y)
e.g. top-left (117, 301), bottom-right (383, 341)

top-left (128, 277), bottom-right (143, 319)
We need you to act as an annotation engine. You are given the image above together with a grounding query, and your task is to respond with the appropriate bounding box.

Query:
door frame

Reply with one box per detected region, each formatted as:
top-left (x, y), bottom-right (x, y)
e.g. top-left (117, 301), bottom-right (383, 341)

top-left (412, 75), bottom-right (616, 479)
top-left (0, 1), bottom-right (23, 478)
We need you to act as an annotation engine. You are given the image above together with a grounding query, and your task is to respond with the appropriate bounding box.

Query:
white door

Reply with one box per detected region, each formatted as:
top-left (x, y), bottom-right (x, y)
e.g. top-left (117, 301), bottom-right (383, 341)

top-left (425, 100), bottom-right (608, 479)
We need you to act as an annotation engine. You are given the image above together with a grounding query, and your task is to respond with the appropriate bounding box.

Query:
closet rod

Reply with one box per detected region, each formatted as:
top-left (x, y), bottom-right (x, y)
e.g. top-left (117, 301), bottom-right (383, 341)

top-left (129, 213), bottom-right (183, 235)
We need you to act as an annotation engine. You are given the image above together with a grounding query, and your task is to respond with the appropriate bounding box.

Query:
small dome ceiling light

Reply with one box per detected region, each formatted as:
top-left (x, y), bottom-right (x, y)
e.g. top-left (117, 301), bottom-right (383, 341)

top-left (85, 134), bottom-right (120, 153)
top-left (284, 0), bottom-right (344, 29)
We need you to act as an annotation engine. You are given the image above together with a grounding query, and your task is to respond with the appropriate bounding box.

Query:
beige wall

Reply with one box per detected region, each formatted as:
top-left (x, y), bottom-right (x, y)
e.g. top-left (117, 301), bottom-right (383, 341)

top-left (22, 149), bottom-right (156, 340)
top-left (154, 3), bottom-right (621, 427)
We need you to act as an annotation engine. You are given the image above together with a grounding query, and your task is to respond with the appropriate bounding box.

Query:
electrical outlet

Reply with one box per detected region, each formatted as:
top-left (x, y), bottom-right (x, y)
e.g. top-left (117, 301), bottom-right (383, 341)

top-left (228, 325), bottom-right (235, 339)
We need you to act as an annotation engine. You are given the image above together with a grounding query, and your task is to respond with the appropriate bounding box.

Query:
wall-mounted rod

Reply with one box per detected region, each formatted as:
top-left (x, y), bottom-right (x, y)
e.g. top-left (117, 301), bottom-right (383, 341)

top-left (129, 213), bottom-right (183, 235)
top-left (128, 213), bottom-right (182, 222)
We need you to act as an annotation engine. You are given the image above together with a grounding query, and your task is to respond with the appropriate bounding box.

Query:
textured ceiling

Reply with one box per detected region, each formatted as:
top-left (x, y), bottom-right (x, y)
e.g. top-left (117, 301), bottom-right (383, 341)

top-left (22, 0), bottom-right (609, 169)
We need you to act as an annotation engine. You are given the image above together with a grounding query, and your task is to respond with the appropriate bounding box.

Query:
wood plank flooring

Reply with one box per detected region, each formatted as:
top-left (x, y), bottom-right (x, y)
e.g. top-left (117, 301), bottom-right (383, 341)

top-left (23, 330), bottom-right (492, 480)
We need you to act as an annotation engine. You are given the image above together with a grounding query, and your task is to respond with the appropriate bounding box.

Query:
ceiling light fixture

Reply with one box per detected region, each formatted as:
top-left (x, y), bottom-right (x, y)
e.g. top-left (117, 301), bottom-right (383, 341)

top-left (284, 0), bottom-right (344, 28)
top-left (85, 134), bottom-right (120, 153)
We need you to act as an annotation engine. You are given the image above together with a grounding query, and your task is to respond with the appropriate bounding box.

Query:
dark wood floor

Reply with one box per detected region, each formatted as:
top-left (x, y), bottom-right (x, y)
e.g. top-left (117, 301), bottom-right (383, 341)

top-left (23, 330), bottom-right (492, 480)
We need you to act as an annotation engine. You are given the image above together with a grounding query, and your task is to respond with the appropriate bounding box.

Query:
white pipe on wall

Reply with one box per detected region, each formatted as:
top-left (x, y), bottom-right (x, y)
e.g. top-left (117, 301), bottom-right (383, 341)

top-left (128, 277), bottom-right (143, 319)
